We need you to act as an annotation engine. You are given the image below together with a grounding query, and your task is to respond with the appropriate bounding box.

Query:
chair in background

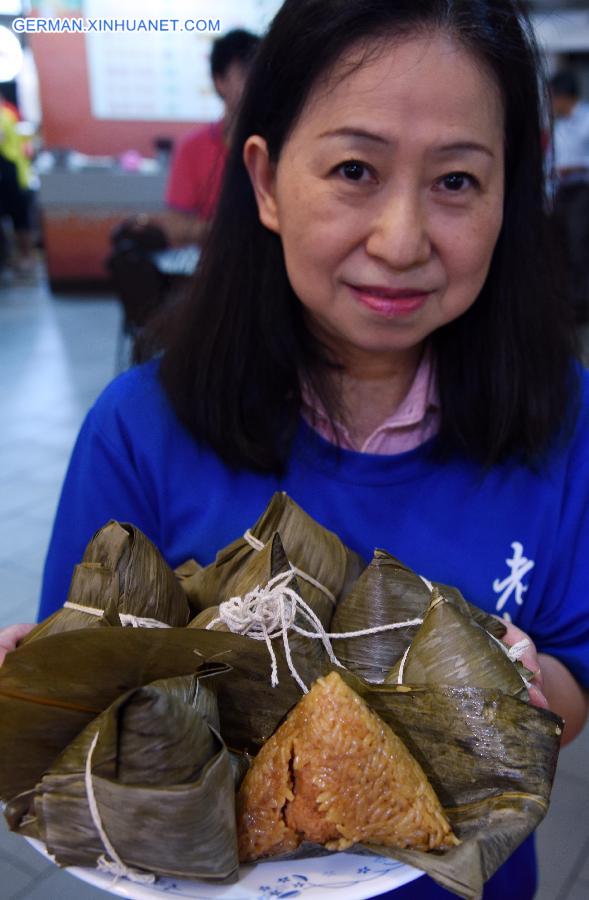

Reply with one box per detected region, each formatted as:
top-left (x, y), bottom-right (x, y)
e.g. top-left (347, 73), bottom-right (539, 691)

top-left (551, 181), bottom-right (589, 324)
top-left (107, 217), bottom-right (171, 371)
top-left (107, 217), bottom-right (201, 371)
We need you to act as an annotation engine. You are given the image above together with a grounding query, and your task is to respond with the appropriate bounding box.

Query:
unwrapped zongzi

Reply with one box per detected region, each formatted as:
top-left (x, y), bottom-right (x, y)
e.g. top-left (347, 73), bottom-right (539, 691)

top-left (237, 671), bottom-right (458, 861)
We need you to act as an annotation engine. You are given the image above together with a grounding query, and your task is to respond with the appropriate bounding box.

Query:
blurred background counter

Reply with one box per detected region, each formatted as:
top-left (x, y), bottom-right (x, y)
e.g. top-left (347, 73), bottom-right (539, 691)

top-left (38, 160), bottom-right (169, 290)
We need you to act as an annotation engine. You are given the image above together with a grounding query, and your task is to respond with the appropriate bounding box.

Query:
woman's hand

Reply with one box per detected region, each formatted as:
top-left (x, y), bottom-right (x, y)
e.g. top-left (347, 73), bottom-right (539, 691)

top-left (500, 618), bottom-right (589, 744)
top-left (0, 624), bottom-right (34, 666)
top-left (500, 619), bottom-right (549, 709)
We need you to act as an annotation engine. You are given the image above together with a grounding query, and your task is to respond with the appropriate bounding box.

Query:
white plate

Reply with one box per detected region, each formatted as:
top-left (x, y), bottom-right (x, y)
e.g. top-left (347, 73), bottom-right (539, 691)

top-left (26, 837), bottom-right (423, 900)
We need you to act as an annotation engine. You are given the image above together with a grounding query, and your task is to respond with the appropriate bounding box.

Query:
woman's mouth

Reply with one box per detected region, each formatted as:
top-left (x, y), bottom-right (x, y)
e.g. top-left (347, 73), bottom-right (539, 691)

top-left (348, 284), bottom-right (432, 317)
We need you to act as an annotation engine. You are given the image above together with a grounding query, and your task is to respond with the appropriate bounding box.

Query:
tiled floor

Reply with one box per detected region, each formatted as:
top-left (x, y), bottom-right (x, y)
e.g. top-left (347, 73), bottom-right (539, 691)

top-left (0, 267), bottom-right (588, 899)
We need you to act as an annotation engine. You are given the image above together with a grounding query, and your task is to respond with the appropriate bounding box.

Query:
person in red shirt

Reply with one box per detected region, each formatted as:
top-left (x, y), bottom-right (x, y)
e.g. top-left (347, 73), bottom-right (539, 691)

top-left (165, 29), bottom-right (260, 246)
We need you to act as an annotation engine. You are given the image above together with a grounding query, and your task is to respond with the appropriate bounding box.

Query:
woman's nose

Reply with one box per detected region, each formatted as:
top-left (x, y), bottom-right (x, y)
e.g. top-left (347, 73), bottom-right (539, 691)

top-left (364, 188), bottom-right (431, 270)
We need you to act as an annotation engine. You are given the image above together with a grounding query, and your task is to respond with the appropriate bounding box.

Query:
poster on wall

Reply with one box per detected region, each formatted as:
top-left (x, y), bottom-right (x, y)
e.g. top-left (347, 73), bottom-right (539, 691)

top-left (82, 0), bottom-right (282, 121)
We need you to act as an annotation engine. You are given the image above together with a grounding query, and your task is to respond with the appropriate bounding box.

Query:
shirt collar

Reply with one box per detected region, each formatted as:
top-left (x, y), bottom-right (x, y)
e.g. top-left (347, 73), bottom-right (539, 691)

top-left (301, 344), bottom-right (439, 449)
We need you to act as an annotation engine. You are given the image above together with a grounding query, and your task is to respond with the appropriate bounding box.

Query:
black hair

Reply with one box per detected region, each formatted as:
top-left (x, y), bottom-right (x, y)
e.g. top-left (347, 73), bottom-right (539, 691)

top-left (550, 70), bottom-right (580, 100)
top-left (210, 29), bottom-right (260, 79)
top-left (153, 0), bottom-right (580, 473)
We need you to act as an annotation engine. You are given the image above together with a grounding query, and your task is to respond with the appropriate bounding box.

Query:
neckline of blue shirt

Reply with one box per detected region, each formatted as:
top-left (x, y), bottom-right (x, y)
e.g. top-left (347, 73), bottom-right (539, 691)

top-left (291, 418), bottom-right (445, 486)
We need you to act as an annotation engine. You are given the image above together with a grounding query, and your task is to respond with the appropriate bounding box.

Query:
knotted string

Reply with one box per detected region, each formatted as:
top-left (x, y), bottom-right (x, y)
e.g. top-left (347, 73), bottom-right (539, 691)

top-left (206, 569), bottom-right (422, 692)
top-left (223, 549), bottom-right (531, 692)
top-left (243, 530), bottom-right (337, 606)
top-left (64, 601), bottom-right (171, 629)
top-left (85, 731), bottom-right (156, 885)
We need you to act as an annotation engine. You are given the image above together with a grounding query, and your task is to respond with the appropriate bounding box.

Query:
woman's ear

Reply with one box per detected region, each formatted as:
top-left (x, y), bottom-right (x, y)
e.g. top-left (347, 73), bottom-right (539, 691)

top-left (243, 135), bottom-right (280, 234)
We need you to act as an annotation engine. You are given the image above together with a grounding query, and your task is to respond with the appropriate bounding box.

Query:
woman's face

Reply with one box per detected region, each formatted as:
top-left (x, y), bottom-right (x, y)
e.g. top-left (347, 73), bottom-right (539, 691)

top-left (245, 32), bottom-right (505, 368)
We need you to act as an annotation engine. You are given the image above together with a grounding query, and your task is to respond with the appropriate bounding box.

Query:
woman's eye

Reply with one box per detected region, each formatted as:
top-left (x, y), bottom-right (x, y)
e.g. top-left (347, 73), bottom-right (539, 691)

top-left (337, 160), bottom-right (373, 182)
top-left (437, 172), bottom-right (478, 193)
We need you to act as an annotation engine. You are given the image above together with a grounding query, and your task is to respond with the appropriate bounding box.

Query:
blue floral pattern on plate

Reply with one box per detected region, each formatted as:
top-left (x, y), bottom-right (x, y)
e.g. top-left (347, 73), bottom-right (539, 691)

top-left (26, 838), bottom-right (423, 900)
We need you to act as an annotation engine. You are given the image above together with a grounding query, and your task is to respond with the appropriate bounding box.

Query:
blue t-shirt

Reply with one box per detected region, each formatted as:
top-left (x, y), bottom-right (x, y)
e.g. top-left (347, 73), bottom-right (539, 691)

top-left (38, 360), bottom-right (589, 900)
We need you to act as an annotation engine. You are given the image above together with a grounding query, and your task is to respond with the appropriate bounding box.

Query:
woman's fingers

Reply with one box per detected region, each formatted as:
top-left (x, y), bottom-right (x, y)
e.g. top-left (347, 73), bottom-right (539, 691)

top-left (499, 618), bottom-right (548, 707)
top-left (527, 682), bottom-right (550, 709)
top-left (0, 623), bottom-right (34, 666)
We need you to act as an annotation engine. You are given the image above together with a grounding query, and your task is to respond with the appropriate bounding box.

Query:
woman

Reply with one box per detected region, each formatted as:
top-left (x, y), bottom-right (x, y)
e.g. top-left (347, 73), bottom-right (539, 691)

top-left (2, 1), bottom-right (588, 897)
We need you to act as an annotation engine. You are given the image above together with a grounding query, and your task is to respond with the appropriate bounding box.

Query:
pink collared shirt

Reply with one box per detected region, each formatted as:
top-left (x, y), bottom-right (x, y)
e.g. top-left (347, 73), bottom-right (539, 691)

top-left (301, 349), bottom-right (440, 454)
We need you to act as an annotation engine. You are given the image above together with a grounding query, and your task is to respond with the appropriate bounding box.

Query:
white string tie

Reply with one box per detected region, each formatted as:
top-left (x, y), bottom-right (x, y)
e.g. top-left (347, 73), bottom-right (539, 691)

top-left (396, 646), bottom-right (411, 685)
top-left (206, 570), bottom-right (422, 692)
top-left (488, 632), bottom-right (533, 686)
top-left (85, 731), bottom-right (157, 885)
top-left (419, 575), bottom-right (434, 592)
top-left (503, 636), bottom-right (533, 688)
top-left (118, 614), bottom-right (171, 629)
top-left (243, 529), bottom-right (265, 551)
top-left (242, 531), bottom-right (337, 606)
top-left (505, 637), bottom-right (531, 663)
top-left (63, 601), bottom-right (171, 629)
top-left (393, 575), bottom-right (431, 684)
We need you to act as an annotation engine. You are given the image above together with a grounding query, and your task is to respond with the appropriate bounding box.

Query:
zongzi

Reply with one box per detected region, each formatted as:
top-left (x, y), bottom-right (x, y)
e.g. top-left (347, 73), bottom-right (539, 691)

top-left (331, 549), bottom-right (506, 682)
top-left (385, 588), bottom-right (528, 700)
top-left (182, 492), bottom-right (365, 619)
top-left (237, 671), bottom-right (458, 861)
top-left (0, 626), bottom-right (309, 802)
top-left (189, 532), bottom-right (336, 673)
top-left (27, 675), bottom-right (239, 881)
top-left (22, 521), bottom-right (190, 643)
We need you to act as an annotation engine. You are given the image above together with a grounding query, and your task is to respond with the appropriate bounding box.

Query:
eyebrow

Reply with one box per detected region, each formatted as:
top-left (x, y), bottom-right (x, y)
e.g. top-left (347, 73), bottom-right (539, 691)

top-left (433, 141), bottom-right (495, 159)
top-left (319, 127), bottom-right (389, 145)
top-left (319, 128), bottom-right (495, 159)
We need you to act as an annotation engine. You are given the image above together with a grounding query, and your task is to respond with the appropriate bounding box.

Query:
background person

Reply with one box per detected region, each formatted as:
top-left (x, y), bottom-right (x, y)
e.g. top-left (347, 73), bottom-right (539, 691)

top-left (2, 3), bottom-right (589, 898)
top-left (549, 70), bottom-right (589, 322)
top-left (164, 28), bottom-right (260, 246)
top-left (550, 70), bottom-right (589, 181)
top-left (0, 92), bottom-right (34, 276)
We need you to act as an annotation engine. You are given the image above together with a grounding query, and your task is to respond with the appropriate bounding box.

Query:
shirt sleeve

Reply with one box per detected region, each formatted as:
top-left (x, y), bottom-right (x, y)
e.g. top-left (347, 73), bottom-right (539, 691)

top-left (37, 402), bottom-right (159, 621)
top-left (527, 456), bottom-right (589, 690)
